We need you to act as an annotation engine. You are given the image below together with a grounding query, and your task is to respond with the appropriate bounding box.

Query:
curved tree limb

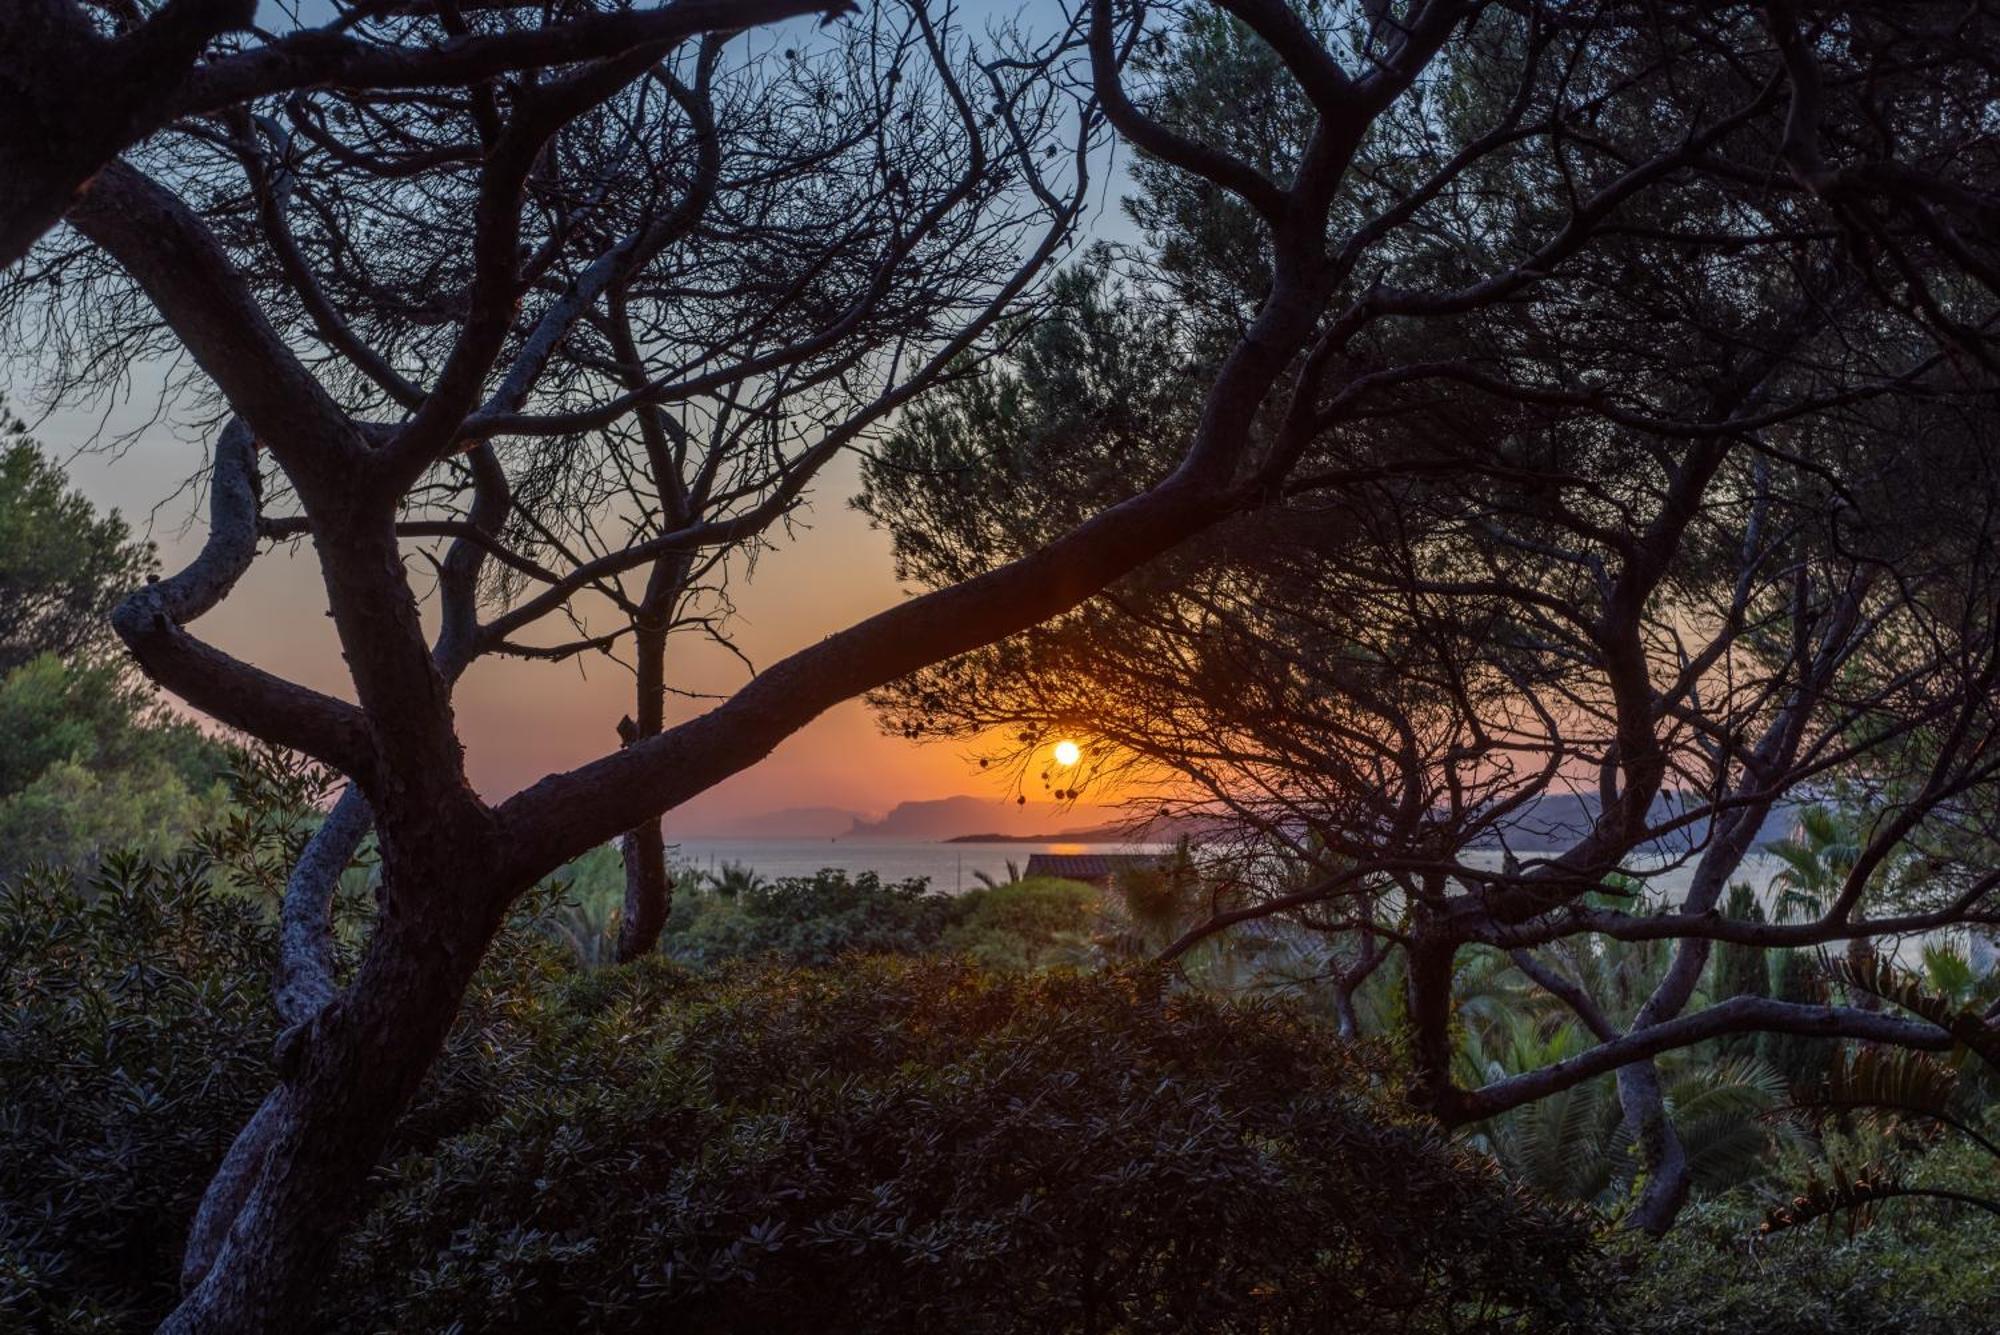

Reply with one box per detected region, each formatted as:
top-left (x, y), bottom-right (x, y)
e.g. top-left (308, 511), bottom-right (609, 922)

top-left (0, 0), bottom-right (854, 267)
top-left (1458, 997), bottom-right (1954, 1122)
top-left (106, 419), bottom-right (374, 777)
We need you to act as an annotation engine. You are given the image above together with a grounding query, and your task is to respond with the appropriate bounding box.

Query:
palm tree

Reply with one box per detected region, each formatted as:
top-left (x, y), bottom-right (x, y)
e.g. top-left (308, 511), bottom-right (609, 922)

top-left (545, 891), bottom-right (620, 967)
top-left (1765, 804), bottom-right (1865, 923)
top-left (1452, 937), bottom-right (1798, 1212)
top-left (971, 858), bottom-right (1023, 890)
top-left (704, 860), bottom-right (767, 900)
top-left (1460, 1011), bottom-right (1795, 1208)
top-left (1763, 803), bottom-right (1921, 1012)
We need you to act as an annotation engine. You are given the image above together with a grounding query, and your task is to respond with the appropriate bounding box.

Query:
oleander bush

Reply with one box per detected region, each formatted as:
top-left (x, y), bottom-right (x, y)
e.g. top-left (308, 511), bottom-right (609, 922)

top-left (2, 853), bottom-right (1606, 1333)
top-left (331, 952), bottom-right (1607, 1333)
top-left (0, 854), bottom-right (279, 1331)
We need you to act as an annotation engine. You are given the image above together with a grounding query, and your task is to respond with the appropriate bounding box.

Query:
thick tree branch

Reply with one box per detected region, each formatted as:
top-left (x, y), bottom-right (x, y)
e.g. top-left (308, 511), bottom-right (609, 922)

top-left (108, 419), bottom-right (374, 778)
top-left (1458, 997), bottom-right (1955, 1122)
top-left (63, 163), bottom-right (365, 490)
top-left (1087, 0), bottom-right (1288, 221)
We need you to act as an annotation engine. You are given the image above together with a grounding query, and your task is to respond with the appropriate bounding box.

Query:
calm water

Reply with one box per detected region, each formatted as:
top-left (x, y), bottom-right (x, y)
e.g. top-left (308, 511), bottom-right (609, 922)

top-left (663, 843), bottom-right (1981, 967)
top-left (670, 839), bottom-right (1168, 893)
top-left (669, 840), bottom-right (1783, 902)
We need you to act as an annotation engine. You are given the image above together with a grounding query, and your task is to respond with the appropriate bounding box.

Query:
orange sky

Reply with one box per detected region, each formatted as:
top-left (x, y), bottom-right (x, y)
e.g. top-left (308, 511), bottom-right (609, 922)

top-left (27, 19), bottom-right (1129, 836)
top-left (48, 412), bottom-right (1041, 832)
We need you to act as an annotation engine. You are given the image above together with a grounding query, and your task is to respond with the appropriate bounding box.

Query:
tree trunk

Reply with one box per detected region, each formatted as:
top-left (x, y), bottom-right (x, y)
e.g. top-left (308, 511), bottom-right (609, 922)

top-left (162, 842), bottom-right (510, 1331)
top-left (1615, 1058), bottom-right (1692, 1235)
top-left (181, 787), bottom-right (376, 1291)
top-left (615, 622), bottom-right (672, 961)
top-left (616, 818), bottom-right (672, 961)
top-left (1403, 930), bottom-right (1471, 1123)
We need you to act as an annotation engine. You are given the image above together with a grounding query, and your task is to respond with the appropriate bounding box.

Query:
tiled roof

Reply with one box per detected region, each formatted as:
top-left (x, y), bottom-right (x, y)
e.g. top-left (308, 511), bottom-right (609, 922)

top-left (1022, 853), bottom-right (1162, 881)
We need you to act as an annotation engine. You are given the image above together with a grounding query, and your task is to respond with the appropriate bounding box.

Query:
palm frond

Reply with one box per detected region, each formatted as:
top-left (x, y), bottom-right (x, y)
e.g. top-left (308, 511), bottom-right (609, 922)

top-left (1920, 942), bottom-right (1976, 1003)
top-left (1821, 950), bottom-right (2000, 1068)
top-left (1763, 1162), bottom-right (2000, 1235)
top-left (1662, 1054), bottom-right (1791, 1191)
top-left (1763, 1161), bottom-right (1905, 1236)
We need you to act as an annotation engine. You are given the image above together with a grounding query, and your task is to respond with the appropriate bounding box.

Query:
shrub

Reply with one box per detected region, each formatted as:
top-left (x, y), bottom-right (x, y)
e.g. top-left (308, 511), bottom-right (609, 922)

top-left (1615, 1165), bottom-right (2000, 1335)
top-left (0, 854), bottom-right (278, 1330)
top-left (0, 656), bottom-right (232, 877)
top-left (333, 955), bottom-right (1605, 1333)
top-left (655, 868), bottom-right (1103, 973)
top-left (3, 858), bottom-right (1604, 1333)
top-left (659, 867), bottom-right (961, 966)
top-left (942, 876), bottom-right (1099, 971)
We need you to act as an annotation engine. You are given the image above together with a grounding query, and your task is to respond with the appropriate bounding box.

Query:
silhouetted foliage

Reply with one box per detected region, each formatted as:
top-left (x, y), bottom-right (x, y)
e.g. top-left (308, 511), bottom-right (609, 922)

top-left (0, 848), bottom-right (1604, 1333)
top-left (334, 953), bottom-right (1604, 1333)
top-left (862, 5), bottom-right (2000, 1237)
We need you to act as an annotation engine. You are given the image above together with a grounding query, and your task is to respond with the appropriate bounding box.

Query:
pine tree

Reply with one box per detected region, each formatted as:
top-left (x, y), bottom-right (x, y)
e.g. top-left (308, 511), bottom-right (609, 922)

top-left (1761, 950), bottom-right (1835, 1092)
top-left (1711, 883), bottom-right (1769, 1059)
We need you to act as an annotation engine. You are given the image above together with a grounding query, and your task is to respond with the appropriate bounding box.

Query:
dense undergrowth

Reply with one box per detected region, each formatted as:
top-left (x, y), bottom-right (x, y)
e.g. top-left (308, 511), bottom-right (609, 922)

top-left (2, 854), bottom-right (1606, 1332)
top-left (4, 849), bottom-right (1997, 1332)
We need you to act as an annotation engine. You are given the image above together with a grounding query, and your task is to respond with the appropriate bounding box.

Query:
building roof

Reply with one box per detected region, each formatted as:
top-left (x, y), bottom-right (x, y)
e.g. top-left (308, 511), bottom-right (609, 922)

top-left (1022, 853), bottom-right (1162, 882)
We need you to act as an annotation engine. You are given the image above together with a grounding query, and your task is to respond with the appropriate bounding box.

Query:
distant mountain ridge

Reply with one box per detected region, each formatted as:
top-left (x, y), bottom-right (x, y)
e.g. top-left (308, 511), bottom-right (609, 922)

top-left (1472, 792), bottom-right (1797, 853)
top-left (844, 795), bottom-right (1126, 842)
top-left (950, 794), bottom-right (1799, 853)
top-left (689, 791), bottom-right (1802, 851)
top-left (685, 795), bottom-right (1130, 841)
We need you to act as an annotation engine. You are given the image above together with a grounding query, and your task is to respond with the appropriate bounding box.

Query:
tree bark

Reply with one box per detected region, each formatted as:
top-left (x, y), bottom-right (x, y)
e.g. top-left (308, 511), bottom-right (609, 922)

top-left (180, 788), bottom-right (376, 1291)
top-left (164, 839), bottom-right (512, 1331)
top-left (1615, 1059), bottom-right (1692, 1235)
top-left (1404, 929), bottom-right (1471, 1123)
top-left (616, 819), bottom-right (673, 961)
top-left (615, 623), bottom-right (673, 961)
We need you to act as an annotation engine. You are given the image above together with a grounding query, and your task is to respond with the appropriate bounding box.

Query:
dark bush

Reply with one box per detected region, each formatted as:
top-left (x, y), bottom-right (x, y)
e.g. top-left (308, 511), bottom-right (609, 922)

top-left (0, 854), bottom-right (278, 1330)
top-left (333, 954), bottom-right (1605, 1333)
top-left (3, 857), bottom-right (1605, 1333)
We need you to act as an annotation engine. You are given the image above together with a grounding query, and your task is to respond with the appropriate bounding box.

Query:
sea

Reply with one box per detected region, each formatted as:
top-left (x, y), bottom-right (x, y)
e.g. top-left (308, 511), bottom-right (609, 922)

top-left (669, 841), bottom-right (1780, 904)
top-left (669, 838), bottom-right (1166, 893)
top-left (663, 841), bottom-right (1979, 963)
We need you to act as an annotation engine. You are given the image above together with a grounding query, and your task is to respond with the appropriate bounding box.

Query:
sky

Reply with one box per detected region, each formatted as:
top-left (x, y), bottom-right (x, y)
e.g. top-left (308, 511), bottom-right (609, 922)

top-left (16, 0), bottom-right (1136, 835)
top-left (40, 413), bottom-right (1027, 832)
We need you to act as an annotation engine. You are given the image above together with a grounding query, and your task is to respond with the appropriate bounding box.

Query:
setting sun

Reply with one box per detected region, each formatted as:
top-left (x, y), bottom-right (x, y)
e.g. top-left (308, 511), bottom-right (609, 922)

top-left (1052, 739), bottom-right (1082, 768)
